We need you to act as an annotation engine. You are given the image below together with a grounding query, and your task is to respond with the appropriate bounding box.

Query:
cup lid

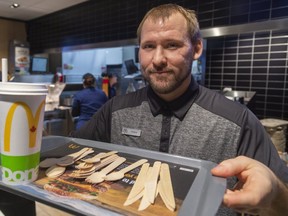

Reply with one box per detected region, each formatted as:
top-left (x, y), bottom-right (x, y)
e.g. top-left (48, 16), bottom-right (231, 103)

top-left (0, 82), bottom-right (48, 95)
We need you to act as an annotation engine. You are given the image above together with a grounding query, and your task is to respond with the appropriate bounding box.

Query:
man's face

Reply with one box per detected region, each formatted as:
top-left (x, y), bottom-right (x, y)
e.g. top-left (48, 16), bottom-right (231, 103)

top-left (139, 13), bottom-right (198, 101)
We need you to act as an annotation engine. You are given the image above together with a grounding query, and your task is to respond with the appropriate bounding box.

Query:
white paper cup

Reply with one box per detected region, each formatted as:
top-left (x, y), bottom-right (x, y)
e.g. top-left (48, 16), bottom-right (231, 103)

top-left (0, 82), bottom-right (48, 185)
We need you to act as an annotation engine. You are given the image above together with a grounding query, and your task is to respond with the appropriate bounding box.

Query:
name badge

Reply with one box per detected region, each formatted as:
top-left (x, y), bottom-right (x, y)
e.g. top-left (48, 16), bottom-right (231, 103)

top-left (122, 127), bottom-right (141, 137)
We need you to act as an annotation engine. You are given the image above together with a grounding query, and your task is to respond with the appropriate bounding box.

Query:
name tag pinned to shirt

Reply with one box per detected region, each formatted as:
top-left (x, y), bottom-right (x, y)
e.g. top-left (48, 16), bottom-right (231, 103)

top-left (122, 127), bottom-right (141, 137)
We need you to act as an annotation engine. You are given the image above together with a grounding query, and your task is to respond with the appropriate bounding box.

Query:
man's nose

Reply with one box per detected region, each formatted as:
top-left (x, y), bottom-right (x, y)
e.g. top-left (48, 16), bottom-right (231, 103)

top-left (152, 47), bottom-right (167, 68)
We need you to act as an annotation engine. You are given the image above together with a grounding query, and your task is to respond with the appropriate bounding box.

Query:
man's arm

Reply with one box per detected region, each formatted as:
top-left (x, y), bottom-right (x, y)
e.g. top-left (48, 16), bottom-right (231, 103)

top-left (265, 179), bottom-right (288, 216)
top-left (211, 156), bottom-right (288, 216)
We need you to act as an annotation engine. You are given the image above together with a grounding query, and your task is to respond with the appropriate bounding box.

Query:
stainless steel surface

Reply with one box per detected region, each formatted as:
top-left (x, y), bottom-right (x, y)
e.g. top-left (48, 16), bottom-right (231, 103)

top-left (60, 97), bottom-right (74, 107)
top-left (45, 38), bottom-right (138, 53)
top-left (44, 108), bottom-right (74, 136)
top-left (43, 83), bottom-right (81, 135)
top-left (44, 119), bottom-right (68, 136)
top-left (201, 18), bottom-right (288, 38)
top-left (12, 74), bottom-right (54, 83)
top-left (223, 91), bottom-right (256, 106)
top-left (46, 83), bottom-right (66, 105)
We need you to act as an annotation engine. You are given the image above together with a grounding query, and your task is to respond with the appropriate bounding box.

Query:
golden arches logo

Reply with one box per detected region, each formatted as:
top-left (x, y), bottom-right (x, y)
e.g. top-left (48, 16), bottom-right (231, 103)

top-left (4, 100), bottom-right (45, 152)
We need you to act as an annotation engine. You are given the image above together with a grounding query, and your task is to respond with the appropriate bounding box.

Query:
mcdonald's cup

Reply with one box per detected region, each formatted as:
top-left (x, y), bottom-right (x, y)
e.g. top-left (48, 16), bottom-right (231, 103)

top-left (0, 83), bottom-right (48, 185)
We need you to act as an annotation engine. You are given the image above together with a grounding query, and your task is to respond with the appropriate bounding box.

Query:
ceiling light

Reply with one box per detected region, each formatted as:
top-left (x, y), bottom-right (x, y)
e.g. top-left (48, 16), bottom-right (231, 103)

top-left (10, 3), bottom-right (20, 8)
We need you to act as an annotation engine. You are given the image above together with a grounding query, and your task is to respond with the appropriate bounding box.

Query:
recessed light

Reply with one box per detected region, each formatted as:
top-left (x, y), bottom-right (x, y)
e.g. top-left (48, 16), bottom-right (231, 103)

top-left (10, 3), bottom-right (20, 8)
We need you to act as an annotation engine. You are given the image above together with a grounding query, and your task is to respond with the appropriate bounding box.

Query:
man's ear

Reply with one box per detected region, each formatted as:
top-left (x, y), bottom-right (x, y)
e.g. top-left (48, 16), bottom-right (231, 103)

top-left (192, 39), bottom-right (203, 60)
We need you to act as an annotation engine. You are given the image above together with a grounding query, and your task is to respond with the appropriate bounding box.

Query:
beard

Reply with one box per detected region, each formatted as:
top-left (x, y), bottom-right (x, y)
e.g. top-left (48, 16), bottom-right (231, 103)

top-left (143, 66), bottom-right (191, 95)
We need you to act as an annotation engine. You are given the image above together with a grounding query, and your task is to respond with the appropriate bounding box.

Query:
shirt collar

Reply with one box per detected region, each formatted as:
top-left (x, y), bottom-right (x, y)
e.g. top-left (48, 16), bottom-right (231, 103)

top-left (147, 78), bottom-right (199, 120)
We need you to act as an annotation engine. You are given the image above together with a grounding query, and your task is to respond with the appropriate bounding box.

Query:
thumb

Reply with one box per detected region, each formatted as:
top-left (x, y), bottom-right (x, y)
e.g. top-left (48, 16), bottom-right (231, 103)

top-left (211, 164), bottom-right (232, 178)
top-left (211, 156), bottom-right (249, 178)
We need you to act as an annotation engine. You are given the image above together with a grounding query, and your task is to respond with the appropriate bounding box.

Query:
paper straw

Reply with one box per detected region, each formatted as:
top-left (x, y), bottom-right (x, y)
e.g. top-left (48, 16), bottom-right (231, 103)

top-left (2, 58), bottom-right (8, 82)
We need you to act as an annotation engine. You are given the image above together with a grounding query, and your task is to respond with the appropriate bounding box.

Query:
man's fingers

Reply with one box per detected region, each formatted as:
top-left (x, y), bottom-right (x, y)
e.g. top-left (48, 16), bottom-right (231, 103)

top-left (224, 190), bottom-right (256, 208)
top-left (211, 156), bottom-right (262, 178)
top-left (211, 160), bottom-right (245, 177)
top-left (223, 191), bottom-right (261, 215)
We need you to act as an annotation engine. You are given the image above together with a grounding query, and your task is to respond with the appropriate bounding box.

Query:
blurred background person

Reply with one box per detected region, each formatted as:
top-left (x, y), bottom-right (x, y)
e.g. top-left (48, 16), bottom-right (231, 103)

top-left (72, 73), bottom-right (107, 129)
top-left (108, 73), bottom-right (118, 98)
top-left (101, 72), bottom-right (118, 99)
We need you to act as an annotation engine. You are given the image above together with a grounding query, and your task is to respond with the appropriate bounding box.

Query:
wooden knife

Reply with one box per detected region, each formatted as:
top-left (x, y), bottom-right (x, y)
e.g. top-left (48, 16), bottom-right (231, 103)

top-left (124, 163), bottom-right (149, 206)
top-left (159, 163), bottom-right (175, 211)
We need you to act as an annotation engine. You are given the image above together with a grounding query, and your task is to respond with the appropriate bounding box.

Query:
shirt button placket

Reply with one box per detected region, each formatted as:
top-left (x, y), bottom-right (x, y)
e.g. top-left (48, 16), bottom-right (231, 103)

top-left (159, 114), bottom-right (171, 153)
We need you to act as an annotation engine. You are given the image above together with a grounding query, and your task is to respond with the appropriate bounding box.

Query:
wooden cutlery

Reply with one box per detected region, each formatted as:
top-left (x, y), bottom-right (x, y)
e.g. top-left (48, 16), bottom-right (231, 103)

top-left (124, 162), bottom-right (176, 212)
top-left (69, 154), bottom-right (119, 179)
top-left (45, 165), bottom-right (66, 178)
top-left (82, 150), bottom-right (118, 163)
top-left (124, 163), bottom-right (150, 206)
top-left (40, 147), bottom-right (95, 168)
top-left (104, 159), bottom-right (148, 181)
top-left (85, 157), bottom-right (126, 184)
top-left (40, 147), bottom-right (176, 212)
top-left (158, 163), bottom-right (176, 211)
top-left (57, 147), bottom-right (94, 166)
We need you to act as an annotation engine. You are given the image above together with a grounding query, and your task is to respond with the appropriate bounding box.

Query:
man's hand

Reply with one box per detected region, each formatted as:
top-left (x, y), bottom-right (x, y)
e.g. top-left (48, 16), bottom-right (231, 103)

top-left (211, 156), bottom-right (288, 215)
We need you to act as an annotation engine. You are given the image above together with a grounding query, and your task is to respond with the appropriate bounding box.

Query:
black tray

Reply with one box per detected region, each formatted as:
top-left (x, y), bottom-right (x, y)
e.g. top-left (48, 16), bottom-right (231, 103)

top-left (0, 136), bottom-right (226, 216)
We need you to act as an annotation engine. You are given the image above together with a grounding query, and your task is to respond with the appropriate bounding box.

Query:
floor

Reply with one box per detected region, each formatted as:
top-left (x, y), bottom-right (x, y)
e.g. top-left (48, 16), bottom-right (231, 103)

top-left (36, 202), bottom-right (73, 216)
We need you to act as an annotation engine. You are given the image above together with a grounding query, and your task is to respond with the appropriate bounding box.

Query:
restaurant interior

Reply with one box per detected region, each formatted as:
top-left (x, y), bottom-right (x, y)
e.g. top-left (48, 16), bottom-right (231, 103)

top-left (0, 0), bottom-right (288, 215)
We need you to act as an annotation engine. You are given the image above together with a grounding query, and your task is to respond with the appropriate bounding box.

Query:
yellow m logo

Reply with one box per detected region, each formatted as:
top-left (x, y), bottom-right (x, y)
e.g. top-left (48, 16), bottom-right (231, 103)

top-left (4, 100), bottom-right (45, 152)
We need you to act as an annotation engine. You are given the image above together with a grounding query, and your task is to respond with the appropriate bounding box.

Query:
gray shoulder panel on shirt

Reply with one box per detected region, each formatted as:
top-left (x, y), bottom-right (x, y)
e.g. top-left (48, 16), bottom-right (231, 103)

top-left (195, 86), bottom-right (249, 127)
top-left (110, 87), bottom-right (148, 113)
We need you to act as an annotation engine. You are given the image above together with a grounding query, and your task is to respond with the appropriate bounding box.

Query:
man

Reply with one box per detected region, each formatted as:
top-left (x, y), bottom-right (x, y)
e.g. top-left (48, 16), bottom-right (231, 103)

top-left (72, 4), bottom-right (288, 215)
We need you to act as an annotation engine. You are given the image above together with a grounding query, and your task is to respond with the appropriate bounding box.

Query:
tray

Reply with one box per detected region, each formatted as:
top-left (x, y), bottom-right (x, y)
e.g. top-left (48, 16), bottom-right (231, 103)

top-left (0, 136), bottom-right (226, 216)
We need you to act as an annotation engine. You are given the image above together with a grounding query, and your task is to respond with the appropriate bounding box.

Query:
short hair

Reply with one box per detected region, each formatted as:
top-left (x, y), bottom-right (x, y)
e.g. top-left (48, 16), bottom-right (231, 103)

top-left (137, 4), bottom-right (201, 44)
top-left (82, 73), bottom-right (95, 87)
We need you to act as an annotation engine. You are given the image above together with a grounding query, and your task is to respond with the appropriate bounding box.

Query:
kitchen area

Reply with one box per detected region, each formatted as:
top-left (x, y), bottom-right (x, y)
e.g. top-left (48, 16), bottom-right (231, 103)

top-left (10, 45), bottom-right (145, 136)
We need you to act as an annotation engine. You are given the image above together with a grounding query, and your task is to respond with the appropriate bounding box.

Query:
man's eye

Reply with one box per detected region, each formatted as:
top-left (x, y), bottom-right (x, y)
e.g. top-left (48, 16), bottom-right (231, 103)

top-left (142, 44), bottom-right (154, 49)
top-left (167, 43), bottom-right (179, 49)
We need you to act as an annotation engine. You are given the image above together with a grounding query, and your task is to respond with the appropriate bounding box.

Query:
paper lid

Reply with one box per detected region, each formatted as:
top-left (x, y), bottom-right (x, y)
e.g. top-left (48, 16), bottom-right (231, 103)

top-left (0, 82), bottom-right (48, 95)
top-left (260, 118), bottom-right (288, 128)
